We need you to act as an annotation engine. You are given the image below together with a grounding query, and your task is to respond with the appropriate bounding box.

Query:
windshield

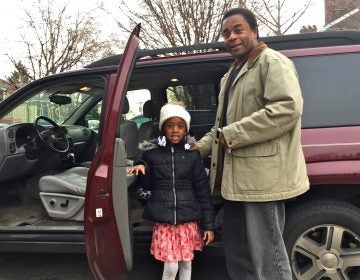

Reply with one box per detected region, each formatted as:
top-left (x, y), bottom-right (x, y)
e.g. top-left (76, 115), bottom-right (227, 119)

top-left (0, 82), bottom-right (94, 125)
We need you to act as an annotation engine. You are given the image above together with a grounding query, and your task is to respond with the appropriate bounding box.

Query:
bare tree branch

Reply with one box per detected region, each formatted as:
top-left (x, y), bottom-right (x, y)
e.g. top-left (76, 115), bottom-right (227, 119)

top-left (108, 0), bottom-right (246, 49)
top-left (247, 0), bottom-right (314, 35)
top-left (5, 0), bottom-right (122, 86)
top-left (105, 0), bottom-right (314, 49)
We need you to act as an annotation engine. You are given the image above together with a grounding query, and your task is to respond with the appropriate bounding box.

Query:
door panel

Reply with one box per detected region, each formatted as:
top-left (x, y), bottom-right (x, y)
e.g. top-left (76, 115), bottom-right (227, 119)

top-left (84, 24), bottom-right (141, 280)
top-left (113, 139), bottom-right (136, 270)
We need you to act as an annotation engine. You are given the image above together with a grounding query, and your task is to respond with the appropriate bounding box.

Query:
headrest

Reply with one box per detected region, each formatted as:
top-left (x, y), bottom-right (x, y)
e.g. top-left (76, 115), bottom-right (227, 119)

top-left (143, 100), bottom-right (158, 118)
top-left (122, 97), bottom-right (129, 114)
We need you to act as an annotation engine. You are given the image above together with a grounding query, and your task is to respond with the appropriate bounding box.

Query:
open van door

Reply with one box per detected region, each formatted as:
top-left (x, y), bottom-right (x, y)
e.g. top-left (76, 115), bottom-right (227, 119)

top-left (84, 24), bottom-right (141, 280)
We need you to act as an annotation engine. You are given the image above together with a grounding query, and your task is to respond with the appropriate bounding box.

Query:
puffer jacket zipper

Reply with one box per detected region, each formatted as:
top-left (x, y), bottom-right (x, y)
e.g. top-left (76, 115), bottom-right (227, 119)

top-left (171, 146), bottom-right (177, 224)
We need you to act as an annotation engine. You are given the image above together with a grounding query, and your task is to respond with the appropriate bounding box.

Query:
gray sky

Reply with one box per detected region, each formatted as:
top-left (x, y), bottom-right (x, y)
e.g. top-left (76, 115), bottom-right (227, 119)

top-left (0, 0), bottom-right (325, 79)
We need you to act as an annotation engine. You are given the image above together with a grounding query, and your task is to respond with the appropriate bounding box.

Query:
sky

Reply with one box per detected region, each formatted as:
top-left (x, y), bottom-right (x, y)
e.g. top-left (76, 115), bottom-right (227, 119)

top-left (0, 0), bottom-right (325, 79)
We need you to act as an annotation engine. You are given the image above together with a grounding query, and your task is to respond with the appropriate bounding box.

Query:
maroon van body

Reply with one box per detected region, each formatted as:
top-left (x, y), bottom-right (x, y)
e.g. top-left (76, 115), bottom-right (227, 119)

top-left (0, 30), bottom-right (360, 279)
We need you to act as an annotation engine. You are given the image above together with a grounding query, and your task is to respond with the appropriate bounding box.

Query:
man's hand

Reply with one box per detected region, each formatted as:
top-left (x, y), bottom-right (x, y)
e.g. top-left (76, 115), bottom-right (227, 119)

top-left (189, 144), bottom-right (199, 151)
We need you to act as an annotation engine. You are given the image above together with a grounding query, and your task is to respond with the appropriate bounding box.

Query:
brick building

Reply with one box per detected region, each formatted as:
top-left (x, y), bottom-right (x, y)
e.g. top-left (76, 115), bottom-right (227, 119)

top-left (325, 0), bottom-right (360, 30)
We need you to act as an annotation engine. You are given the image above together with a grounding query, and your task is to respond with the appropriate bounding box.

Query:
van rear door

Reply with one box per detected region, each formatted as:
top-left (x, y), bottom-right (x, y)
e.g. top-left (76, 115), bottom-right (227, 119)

top-left (84, 24), bottom-right (140, 280)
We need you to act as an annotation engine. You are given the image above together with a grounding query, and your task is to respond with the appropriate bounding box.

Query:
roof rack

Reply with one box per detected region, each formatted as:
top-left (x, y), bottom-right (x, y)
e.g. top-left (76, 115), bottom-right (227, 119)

top-left (263, 30), bottom-right (360, 50)
top-left (86, 30), bottom-right (360, 68)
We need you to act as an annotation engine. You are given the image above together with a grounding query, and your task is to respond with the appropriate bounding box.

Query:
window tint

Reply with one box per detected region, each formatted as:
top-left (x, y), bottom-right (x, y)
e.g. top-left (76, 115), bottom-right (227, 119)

top-left (126, 89), bottom-right (151, 127)
top-left (166, 84), bottom-right (217, 124)
top-left (85, 101), bottom-right (102, 132)
top-left (292, 53), bottom-right (360, 128)
top-left (166, 84), bottom-right (217, 139)
top-left (0, 78), bottom-right (104, 125)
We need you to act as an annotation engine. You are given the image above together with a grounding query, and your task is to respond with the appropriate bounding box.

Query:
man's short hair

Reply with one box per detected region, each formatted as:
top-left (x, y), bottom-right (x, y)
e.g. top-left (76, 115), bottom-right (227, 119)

top-left (222, 8), bottom-right (259, 38)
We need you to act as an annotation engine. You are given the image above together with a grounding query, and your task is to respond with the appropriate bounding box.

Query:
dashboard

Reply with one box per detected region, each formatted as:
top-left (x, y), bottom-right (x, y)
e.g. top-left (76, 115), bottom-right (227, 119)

top-left (0, 122), bottom-right (96, 182)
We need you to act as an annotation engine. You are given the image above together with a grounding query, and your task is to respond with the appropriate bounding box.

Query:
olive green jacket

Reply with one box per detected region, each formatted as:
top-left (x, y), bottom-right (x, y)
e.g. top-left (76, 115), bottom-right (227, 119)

top-left (197, 43), bottom-right (309, 201)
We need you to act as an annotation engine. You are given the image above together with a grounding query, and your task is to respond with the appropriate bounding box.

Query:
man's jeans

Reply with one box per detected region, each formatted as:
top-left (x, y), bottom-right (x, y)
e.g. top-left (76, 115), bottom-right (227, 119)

top-left (223, 200), bottom-right (292, 280)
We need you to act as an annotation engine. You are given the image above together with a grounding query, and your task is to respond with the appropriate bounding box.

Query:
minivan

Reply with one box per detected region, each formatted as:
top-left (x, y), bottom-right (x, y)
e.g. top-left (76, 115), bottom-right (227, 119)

top-left (1, 26), bottom-right (360, 279)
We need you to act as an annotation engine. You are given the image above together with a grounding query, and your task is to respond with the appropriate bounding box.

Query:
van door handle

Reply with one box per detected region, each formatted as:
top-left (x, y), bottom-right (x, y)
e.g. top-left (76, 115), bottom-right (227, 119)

top-left (96, 189), bottom-right (110, 199)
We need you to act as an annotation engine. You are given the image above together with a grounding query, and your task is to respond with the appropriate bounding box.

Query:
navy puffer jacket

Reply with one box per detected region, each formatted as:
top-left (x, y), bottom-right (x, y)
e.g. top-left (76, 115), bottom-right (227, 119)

top-left (136, 140), bottom-right (215, 230)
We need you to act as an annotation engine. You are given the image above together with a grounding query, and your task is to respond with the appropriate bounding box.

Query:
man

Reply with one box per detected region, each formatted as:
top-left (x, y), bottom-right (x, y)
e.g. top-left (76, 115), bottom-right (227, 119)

top-left (194, 7), bottom-right (309, 280)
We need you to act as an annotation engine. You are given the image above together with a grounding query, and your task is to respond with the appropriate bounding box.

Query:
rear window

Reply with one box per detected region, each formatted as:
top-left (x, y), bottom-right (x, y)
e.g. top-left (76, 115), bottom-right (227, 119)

top-left (292, 52), bottom-right (360, 128)
top-left (166, 83), bottom-right (217, 139)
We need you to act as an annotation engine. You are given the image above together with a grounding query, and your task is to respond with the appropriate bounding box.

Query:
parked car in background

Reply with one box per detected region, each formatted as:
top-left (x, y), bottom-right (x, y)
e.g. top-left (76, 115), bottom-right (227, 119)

top-left (0, 27), bottom-right (360, 279)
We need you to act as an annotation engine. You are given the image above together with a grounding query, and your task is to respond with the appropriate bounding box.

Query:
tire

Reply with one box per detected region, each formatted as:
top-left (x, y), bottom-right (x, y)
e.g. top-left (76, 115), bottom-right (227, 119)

top-left (284, 199), bottom-right (360, 280)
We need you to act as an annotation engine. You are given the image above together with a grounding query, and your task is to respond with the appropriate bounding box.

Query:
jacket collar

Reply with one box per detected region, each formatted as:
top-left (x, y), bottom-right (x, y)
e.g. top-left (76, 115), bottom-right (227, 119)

top-left (232, 42), bottom-right (268, 70)
top-left (225, 42), bottom-right (267, 88)
top-left (139, 135), bottom-right (196, 152)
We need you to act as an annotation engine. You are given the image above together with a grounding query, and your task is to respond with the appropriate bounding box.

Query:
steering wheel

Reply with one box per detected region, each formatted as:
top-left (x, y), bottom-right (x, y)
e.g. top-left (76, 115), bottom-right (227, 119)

top-left (34, 116), bottom-right (70, 153)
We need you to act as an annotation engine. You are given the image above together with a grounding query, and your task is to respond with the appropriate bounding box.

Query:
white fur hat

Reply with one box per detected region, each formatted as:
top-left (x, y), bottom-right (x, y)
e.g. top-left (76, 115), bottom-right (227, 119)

top-left (159, 103), bottom-right (191, 132)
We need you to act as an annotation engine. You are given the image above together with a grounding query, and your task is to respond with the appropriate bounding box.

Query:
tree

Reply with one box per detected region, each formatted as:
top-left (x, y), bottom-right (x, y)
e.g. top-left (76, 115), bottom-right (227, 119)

top-left (6, 61), bottom-right (32, 91)
top-left (112, 0), bottom-right (246, 49)
top-left (248, 0), bottom-right (314, 35)
top-left (6, 0), bottom-right (122, 85)
top-left (111, 0), bottom-right (313, 49)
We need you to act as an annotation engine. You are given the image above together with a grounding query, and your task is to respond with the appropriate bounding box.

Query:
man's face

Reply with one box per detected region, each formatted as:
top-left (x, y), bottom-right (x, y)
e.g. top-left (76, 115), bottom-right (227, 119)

top-left (221, 14), bottom-right (258, 60)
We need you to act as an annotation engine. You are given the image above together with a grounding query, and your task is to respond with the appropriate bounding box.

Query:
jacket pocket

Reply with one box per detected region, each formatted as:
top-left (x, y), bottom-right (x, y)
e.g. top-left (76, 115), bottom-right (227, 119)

top-left (229, 140), bottom-right (280, 193)
top-left (232, 140), bottom-right (279, 157)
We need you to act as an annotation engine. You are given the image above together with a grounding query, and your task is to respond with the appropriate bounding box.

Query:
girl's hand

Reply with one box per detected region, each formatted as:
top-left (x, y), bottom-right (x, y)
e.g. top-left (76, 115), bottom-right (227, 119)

top-left (203, 230), bottom-right (215, 245)
top-left (127, 164), bottom-right (145, 175)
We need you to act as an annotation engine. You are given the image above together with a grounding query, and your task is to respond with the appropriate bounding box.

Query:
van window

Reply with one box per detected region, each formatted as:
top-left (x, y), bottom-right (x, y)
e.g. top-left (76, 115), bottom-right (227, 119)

top-left (0, 78), bottom-right (104, 126)
top-left (292, 53), bottom-right (360, 128)
top-left (85, 101), bottom-right (102, 132)
top-left (126, 89), bottom-right (151, 127)
top-left (166, 83), bottom-right (217, 139)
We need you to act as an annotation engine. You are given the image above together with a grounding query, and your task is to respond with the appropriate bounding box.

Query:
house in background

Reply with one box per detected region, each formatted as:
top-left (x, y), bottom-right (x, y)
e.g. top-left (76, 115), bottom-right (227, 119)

top-left (0, 79), bottom-right (14, 101)
top-left (324, 0), bottom-right (360, 30)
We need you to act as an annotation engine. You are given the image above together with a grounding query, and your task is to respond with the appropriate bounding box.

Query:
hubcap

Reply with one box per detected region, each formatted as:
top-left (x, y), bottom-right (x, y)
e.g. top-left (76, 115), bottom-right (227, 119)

top-left (316, 249), bottom-right (343, 274)
top-left (291, 224), bottom-right (360, 279)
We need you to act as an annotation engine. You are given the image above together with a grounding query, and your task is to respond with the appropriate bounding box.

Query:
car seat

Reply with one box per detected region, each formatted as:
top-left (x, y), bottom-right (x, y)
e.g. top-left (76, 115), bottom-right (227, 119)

top-left (138, 100), bottom-right (160, 143)
top-left (38, 97), bottom-right (139, 221)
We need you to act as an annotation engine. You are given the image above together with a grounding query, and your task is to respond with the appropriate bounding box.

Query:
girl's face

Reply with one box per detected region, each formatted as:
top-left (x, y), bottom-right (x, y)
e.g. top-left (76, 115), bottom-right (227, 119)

top-left (164, 117), bottom-right (187, 144)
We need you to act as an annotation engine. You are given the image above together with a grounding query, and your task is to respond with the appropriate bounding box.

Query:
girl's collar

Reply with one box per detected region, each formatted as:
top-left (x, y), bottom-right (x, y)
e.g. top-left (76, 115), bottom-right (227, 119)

top-left (157, 136), bottom-right (191, 150)
top-left (139, 135), bottom-right (196, 152)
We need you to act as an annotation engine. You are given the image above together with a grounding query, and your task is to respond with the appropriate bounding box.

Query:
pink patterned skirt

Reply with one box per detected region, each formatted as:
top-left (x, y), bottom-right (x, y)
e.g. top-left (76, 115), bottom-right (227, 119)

top-left (150, 221), bottom-right (203, 262)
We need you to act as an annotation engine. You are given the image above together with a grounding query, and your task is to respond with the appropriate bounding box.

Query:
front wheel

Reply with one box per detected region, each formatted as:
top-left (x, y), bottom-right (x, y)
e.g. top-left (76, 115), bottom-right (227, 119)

top-left (284, 199), bottom-right (360, 280)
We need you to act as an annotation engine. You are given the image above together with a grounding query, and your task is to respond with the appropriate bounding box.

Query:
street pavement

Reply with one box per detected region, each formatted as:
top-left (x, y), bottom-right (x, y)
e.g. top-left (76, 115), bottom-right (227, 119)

top-left (0, 251), bottom-right (229, 279)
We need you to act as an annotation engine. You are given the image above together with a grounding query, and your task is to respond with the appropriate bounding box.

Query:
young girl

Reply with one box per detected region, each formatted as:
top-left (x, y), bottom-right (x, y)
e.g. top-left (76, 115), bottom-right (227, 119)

top-left (128, 103), bottom-right (215, 280)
